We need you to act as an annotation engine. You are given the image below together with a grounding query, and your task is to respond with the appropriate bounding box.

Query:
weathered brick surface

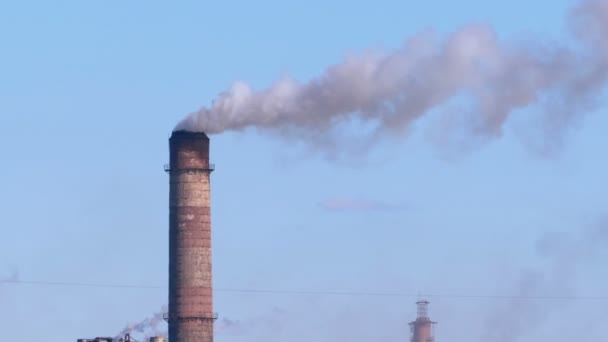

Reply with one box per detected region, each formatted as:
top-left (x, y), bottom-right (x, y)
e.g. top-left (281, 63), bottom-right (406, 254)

top-left (168, 131), bottom-right (214, 342)
top-left (411, 320), bottom-right (433, 342)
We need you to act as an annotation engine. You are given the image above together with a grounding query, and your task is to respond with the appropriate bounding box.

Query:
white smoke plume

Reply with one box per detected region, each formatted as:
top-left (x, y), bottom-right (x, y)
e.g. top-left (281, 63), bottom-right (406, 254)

top-left (114, 308), bottom-right (165, 341)
top-left (116, 306), bottom-right (287, 340)
top-left (175, 0), bottom-right (608, 153)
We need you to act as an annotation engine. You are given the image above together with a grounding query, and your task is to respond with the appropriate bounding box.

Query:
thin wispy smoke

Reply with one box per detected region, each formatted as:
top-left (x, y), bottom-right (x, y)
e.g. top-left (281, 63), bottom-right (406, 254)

top-left (0, 270), bottom-right (19, 282)
top-left (481, 217), bottom-right (608, 342)
top-left (215, 317), bottom-right (244, 335)
top-left (176, 0), bottom-right (608, 154)
top-left (319, 196), bottom-right (403, 212)
top-left (117, 306), bottom-right (287, 340)
top-left (114, 308), bottom-right (166, 341)
top-left (216, 306), bottom-right (288, 336)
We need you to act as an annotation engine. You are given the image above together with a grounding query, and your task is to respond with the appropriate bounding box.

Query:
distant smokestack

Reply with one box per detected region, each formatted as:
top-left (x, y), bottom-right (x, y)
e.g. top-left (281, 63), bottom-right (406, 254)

top-left (409, 301), bottom-right (437, 342)
top-left (175, 0), bottom-right (608, 154)
top-left (166, 130), bottom-right (216, 342)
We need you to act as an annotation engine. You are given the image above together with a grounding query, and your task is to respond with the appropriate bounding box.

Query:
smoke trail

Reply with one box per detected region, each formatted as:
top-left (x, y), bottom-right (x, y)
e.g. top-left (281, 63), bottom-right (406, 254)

top-left (114, 308), bottom-right (165, 341)
top-left (117, 306), bottom-right (287, 340)
top-left (0, 270), bottom-right (18, 283)
top-left (215, 306), bottom-right (287, 336)
top-left (176, 0), bottom-right (608, 153)
top-left (119, 316), bottom-right (244, 341)
top-left (480, 217), bottom-right (608, 342)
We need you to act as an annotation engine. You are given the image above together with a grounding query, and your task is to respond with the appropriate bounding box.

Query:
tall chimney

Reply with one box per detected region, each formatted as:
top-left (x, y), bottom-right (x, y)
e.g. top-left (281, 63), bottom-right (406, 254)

top-left (409, 300), bottom-right (437, 342)
top-left (166, 130), bottom-right (216, 342)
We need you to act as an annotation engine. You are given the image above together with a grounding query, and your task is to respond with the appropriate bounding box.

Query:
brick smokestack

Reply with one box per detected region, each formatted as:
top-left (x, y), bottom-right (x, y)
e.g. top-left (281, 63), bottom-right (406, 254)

top-left (409, 301), bottom-right (436, 342)
top-left (167, 130), bottom-right (215, 342)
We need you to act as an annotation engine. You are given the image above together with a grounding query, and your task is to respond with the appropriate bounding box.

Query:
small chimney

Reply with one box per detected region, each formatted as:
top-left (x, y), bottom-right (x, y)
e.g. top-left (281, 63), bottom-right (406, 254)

top-left (409, 300), bottom-right (437, 342)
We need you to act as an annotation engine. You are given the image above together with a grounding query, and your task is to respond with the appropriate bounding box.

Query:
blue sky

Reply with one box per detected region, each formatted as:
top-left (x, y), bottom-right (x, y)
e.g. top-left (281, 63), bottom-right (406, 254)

top-left (1, 0), bottom-right (607, 341)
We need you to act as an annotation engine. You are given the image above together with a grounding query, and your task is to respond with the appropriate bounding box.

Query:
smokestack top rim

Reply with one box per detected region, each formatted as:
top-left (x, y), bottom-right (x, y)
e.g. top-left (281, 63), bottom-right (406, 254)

top-left (170, 129), bottom-right (210, 140)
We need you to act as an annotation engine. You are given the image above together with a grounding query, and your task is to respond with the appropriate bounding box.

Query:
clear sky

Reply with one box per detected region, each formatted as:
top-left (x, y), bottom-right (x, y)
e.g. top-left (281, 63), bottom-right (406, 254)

top-left (1, 0), bottom-right (607, 341)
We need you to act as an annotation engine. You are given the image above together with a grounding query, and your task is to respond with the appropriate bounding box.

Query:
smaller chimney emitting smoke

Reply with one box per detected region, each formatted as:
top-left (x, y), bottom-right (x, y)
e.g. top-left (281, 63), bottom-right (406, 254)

top-left (409, 301), bottom-right (437, 342)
